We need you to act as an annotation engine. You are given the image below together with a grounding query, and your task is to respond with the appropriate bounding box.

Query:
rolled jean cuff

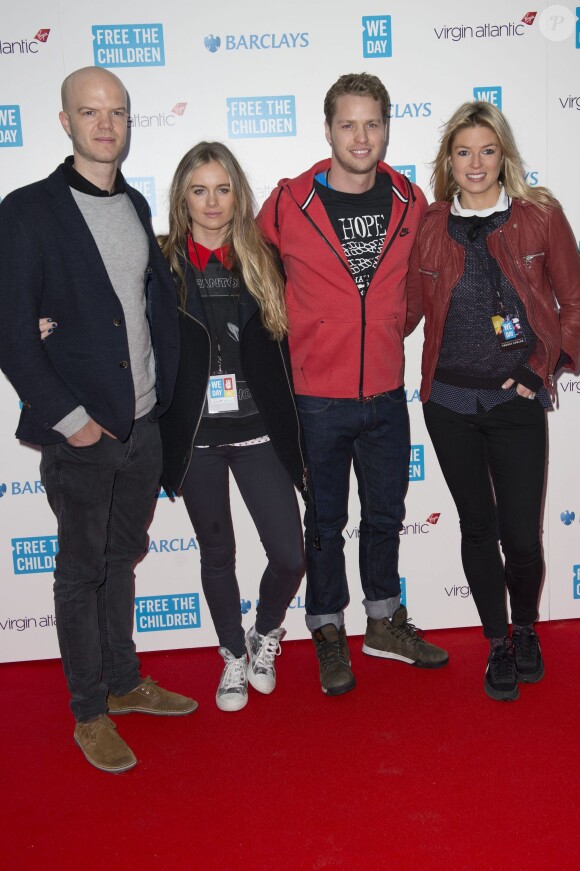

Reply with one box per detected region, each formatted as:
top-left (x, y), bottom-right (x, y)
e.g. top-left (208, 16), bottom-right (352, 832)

top-left (363, 595), bottom-right (400, 621)
top-left (305, 611), bottom-right (344, 632)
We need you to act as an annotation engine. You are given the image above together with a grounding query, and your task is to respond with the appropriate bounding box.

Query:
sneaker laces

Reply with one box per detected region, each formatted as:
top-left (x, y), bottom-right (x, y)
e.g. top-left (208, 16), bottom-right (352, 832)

top-left (513, 630), bottom-right (538, 661)
top-left (490, 640), bottom-right (515, 679)
top-left (392, 616), bottom-right (424, 647)
top-left (255, 633), bottom-right (282, 671)
top-left (221, 656), bottom-right (246, 690)
top-left (317, 634), bottom-right (349, 667)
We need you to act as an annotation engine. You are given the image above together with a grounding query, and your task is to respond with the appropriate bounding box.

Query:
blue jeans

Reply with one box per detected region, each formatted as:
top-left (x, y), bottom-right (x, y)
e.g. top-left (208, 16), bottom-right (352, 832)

top-left (40, 415), bottom-right (162, 722)
top-left (296, 389), bottom-right (410, 629)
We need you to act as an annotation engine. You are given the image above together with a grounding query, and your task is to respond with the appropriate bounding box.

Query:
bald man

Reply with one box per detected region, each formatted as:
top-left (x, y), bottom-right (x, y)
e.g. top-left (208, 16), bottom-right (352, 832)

top-left (0, 67), bottom-right (196, 773)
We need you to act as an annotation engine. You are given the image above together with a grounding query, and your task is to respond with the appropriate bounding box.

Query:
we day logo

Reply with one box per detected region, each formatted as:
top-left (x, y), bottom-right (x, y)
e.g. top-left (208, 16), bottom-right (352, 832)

top-left (362, 15), bottom-right (392, 57)
top-left (0, 106), bottom-right (23, 147)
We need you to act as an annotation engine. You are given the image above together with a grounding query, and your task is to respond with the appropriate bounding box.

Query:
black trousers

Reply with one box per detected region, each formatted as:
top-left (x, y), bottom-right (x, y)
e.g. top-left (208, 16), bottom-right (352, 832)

top-left (40, 416), bottom-right (161, 721)
top-left (423, 397), bottom-right (547, 638)
top-left (180, 441), bottom-right (304, 657)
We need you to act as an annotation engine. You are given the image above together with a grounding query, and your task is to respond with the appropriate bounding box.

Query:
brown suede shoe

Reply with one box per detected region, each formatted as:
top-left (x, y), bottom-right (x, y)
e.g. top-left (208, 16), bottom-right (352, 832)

top-left (107, 675), bottom-right (198, 716)
top-left (74, 714), bottom-right (137, 773)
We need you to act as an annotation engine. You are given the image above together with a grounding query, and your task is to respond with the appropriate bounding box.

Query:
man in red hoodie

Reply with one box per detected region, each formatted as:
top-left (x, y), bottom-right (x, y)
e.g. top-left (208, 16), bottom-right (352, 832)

top-left (258, 73), bottom-right (448, 694)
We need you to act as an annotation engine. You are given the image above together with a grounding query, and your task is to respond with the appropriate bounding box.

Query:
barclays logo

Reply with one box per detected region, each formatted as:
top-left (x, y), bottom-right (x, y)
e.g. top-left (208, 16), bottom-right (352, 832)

top-left (561, 510), bottom-right (576, 526)
top-left (0, 480), bottom-right (45, 497)
top-left (204, 32), bottom-right (309, 52)
top-left (0, 105), bottom-right (23, 147)
top-left (205, 34), bottom-right (221, 53)
top-left (525, 171), bottom-right (539, 186)
top-left (240, 599), bottom-right (252, 614)
top-left (388, 103), bottom-right (431, 119)
top-left (148, 536), bottom-right (198, 553)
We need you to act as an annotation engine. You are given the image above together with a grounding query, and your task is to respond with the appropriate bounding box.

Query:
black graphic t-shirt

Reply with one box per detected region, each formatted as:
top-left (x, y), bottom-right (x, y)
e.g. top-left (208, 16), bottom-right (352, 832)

top-left (192, 253), bottom-right (267, 446)
top-left (314, 171), bottom-right (392, 297)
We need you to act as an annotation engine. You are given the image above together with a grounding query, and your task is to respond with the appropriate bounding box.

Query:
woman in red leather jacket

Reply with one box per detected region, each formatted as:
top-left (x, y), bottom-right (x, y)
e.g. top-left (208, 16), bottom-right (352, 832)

top-left (407, 101), bottom-right (580, 701)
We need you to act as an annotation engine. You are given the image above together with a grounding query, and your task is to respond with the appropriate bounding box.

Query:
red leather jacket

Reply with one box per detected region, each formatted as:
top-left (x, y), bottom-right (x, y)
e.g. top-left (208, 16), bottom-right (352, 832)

top-left (406, 198), bottom-right (580, 400)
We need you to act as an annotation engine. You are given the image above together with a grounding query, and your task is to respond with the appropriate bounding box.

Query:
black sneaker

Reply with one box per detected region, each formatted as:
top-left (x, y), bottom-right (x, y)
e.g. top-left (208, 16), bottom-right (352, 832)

top-left (512, 628), bottom-right (544, 683)
top-left (311, 624), bottom-right (356, 696)
top-left (484, 638), bottom-right (519, 701)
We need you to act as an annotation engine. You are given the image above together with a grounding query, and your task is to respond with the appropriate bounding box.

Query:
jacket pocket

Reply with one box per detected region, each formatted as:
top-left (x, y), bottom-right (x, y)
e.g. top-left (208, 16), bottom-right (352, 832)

top-left (522, 251), bottom-right (546, 269)
top-left (419, 267), bottom-right (439, 297)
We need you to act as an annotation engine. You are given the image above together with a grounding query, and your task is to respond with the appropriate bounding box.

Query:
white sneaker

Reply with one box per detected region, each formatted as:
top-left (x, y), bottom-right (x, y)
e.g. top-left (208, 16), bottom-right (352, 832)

top-left (216, 648), bottom-right (248, 712)
top-left (245, 625), bottom-right (286, 694)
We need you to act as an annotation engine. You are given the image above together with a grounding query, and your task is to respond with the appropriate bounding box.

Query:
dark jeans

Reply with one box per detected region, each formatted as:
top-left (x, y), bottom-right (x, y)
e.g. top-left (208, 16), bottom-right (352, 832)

top-left (295, 389), bottom-right (410, 624)
top-left (180, 440), bottom-right (304, 658)
top-left (423, 397), bottom-right (546, 637)
top-left (40, 415), bottom-right (161, 722)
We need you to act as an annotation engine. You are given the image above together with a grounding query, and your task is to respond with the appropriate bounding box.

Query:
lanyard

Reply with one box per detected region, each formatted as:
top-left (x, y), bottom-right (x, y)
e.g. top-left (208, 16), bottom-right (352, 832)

top-left (190, 239), bottom-right (238, 375)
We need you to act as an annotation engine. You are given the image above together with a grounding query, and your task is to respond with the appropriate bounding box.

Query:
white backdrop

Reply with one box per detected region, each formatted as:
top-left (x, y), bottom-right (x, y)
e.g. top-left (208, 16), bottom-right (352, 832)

top-left (1, 0), bottom-right (580, 662)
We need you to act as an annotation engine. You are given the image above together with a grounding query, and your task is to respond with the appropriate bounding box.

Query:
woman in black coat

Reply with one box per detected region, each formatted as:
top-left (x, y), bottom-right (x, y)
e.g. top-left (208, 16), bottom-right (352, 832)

top-left (158, 142), bottom-right (307, 712)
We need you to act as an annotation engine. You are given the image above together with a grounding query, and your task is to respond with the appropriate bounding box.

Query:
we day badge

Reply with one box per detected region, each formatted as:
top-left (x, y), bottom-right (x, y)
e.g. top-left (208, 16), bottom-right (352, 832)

top-left (207, 373), bottom-right (238, 413)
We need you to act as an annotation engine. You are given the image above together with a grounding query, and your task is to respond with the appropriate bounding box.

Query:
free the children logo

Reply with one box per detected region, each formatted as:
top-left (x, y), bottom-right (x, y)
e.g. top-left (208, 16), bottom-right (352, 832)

top-left (12, 536), bottom-right (58, 575)
top-left (92, 23), bottom-right (165, 67)
top-left (135, 594), bottom-right (200, 632)
top-left (227, 96), bottom-right (296, 139)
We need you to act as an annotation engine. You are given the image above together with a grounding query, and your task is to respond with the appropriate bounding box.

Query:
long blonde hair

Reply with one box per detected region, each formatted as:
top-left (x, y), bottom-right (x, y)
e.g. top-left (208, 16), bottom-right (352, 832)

top-left (431, 101), bottom-right (558, 207)
top-left (159, 141), bottom-right (287, 339)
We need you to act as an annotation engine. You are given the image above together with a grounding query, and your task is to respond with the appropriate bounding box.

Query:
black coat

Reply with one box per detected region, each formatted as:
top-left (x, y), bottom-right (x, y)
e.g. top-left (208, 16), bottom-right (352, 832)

top-left (0, 165), bottom-right (179, 444)
top-left (160, 262), bottom-right (308, 498)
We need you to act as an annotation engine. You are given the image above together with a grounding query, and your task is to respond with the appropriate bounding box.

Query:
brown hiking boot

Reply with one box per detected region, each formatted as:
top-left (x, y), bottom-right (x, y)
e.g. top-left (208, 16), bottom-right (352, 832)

top-left (107, 675), bottom-right (198, 716)
top-left (362, 606), bottom-right (449, 668)
top-left (312, 624), bottom-right (356, 695)
top-left (74, 714), bottom-right (137, 773)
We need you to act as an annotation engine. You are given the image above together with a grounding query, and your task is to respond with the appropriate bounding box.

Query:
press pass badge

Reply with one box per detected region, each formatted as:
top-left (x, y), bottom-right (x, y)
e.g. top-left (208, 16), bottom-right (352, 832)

top-left (491, 314), bottom-right (528, 351)
top-left (207, 373), bottom-right (239, 413)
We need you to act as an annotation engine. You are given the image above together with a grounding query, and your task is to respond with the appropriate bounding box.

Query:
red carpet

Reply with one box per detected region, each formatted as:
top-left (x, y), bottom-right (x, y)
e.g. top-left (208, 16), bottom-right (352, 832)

top-left (2, 621), bottom-right (579, 870)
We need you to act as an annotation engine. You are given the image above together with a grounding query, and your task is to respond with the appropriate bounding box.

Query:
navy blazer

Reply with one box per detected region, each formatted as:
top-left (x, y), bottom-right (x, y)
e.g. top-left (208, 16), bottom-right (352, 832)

top-left (0, 165), bottom-right (179, 444)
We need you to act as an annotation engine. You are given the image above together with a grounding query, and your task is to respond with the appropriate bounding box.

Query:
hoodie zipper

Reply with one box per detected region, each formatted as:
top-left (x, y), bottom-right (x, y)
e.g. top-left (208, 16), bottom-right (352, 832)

top-left (276, 342), bottom-right (308, 492)
top-left (178, 310), bottom-right (212, 490)
top-left (290, 178), bottom-right (411, 400)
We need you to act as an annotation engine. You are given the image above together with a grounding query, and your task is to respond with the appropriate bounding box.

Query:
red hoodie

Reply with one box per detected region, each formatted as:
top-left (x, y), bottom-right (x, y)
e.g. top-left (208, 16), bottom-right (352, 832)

top-left (258, 159), bottom-right (426, 398)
